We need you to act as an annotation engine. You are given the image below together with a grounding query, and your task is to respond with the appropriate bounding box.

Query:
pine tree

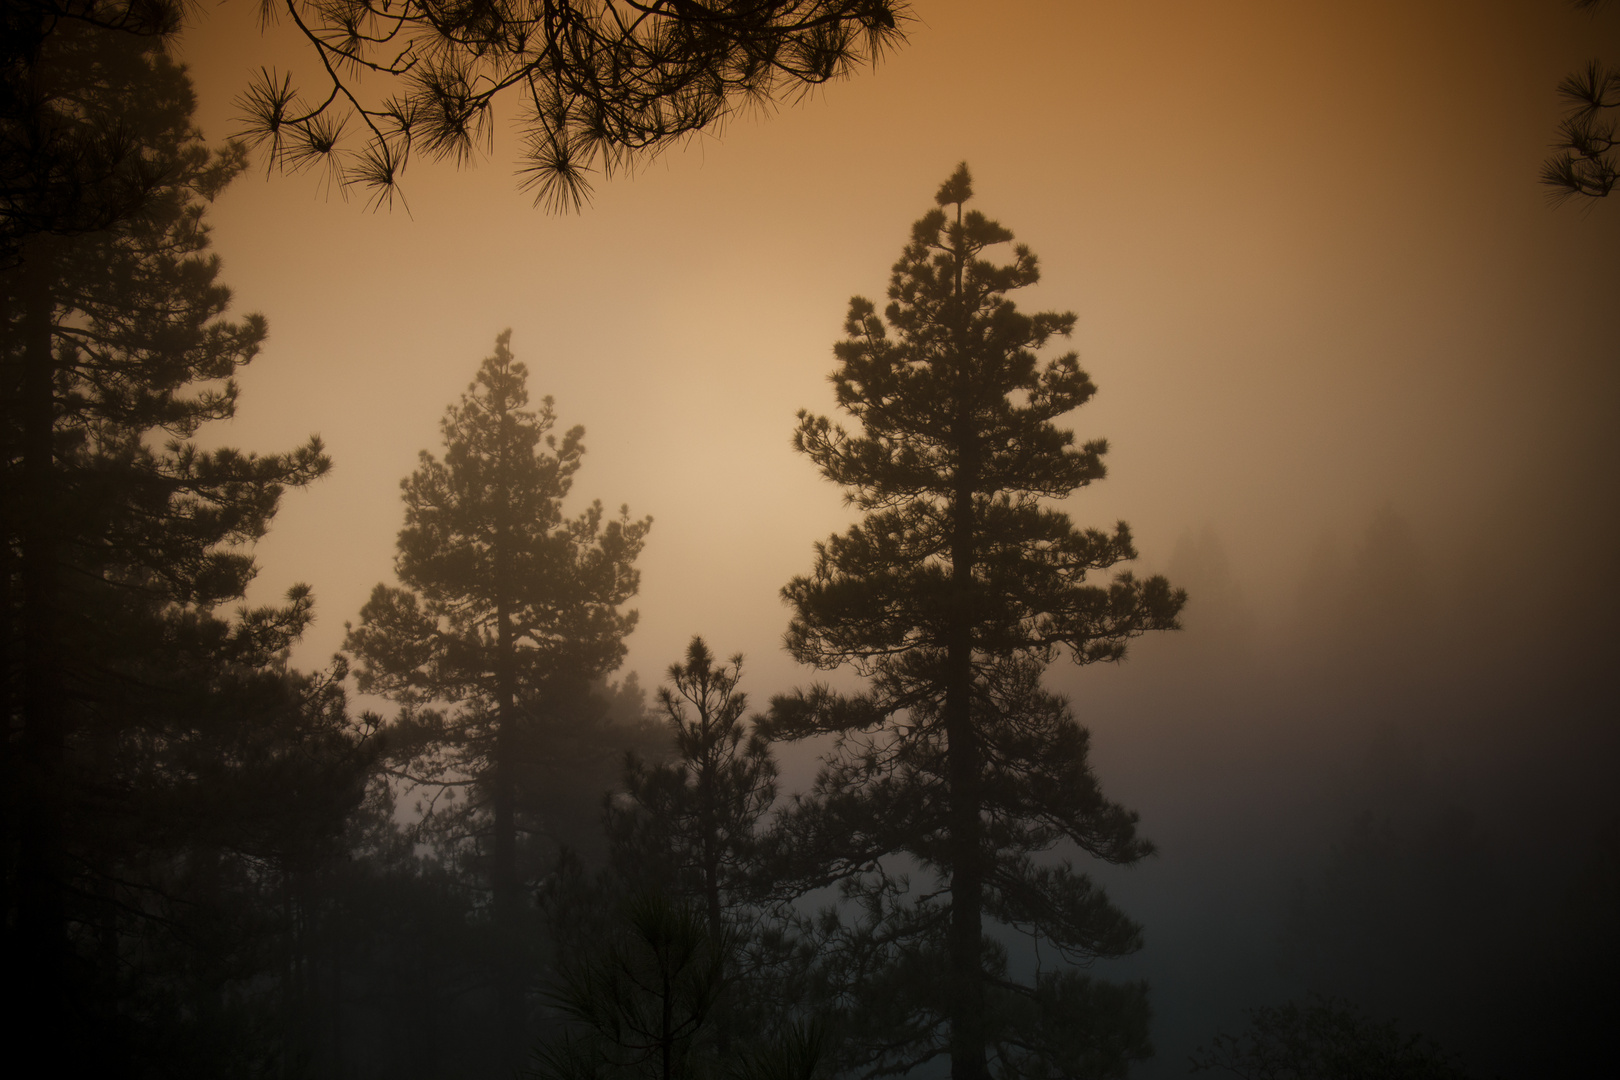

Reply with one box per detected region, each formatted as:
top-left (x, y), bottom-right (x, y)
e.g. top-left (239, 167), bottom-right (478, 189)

top-left (768, 164), bottom-right (1185, 1080)
top-left (609, 637), bottom-right (777, 942)
top-left (0, 22), bottom-right (360, 1063)
top-left (605, 637), bottom-right (795, 1055)
top-left (346, 330), bottom-right (651, 1069)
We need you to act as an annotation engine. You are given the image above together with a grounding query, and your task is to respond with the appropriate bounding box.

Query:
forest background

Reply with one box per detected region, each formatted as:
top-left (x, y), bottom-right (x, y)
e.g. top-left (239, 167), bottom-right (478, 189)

top-left (7, 0), bottom-right (1617, 1077)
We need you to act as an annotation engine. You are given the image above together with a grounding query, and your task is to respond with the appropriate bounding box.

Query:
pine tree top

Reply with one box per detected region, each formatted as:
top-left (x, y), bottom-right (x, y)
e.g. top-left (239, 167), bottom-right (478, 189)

top-left (785, 165), bottom-right (1185, 675)
top-left (798, 163), bottom-right (1107, 513)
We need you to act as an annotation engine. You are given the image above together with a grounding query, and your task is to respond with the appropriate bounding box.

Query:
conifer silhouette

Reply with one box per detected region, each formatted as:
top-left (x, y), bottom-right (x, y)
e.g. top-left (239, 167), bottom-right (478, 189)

top-left (770, 164), bottom-right (1184, 1080)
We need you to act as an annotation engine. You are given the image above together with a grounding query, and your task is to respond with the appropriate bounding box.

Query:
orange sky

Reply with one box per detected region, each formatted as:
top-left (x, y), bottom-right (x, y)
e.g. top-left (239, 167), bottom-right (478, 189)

top-left (173, 0), bottom-right (1618, 703)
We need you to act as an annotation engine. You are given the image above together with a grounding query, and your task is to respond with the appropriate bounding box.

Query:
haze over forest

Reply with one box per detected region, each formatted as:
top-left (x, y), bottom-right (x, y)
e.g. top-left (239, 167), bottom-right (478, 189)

top-left (5, 1), bottom-right (1616, 1077)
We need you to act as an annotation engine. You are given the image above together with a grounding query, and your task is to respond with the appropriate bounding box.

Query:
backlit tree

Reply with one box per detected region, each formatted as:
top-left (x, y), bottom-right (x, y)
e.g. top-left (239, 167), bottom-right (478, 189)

top-left (0, 21), bottom-right (359, 1062)
top-left (345, 330), bottom-right (650, 1069)
top-left (607, 637), bottom-right (785, 1053)
top-left (768, 164), bottom-right (1185, 1080)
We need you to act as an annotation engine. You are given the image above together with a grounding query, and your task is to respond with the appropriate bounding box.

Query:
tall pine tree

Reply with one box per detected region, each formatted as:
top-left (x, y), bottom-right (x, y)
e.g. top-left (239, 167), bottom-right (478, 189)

top-left (769, 165), bottom-right (1185, 1080)
top-left (0, 20), bottom-right (362, 1065)
top-left (346, 330), bottom-right (650, 1070)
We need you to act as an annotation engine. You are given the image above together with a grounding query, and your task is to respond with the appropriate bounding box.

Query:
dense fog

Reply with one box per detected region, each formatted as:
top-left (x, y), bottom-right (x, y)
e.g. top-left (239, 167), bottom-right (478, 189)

top-left (1065, 505), bottom-right (1618, 1076)
top-left (6, 0), bottom-right (1616, 1076)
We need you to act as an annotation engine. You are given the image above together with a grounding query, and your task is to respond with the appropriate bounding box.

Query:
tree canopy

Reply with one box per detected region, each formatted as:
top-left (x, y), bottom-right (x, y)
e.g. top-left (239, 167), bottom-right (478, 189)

top-left (0, 1), bottom-right (192, 264)
top-left (346, 330), bottom-right (650, 712)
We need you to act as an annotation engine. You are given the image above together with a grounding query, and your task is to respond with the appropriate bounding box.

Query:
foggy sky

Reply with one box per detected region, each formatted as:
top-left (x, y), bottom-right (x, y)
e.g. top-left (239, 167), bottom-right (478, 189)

top-left (178, 0), bottom-right (1617, 693)
top-left (173, 2), bottom-right (1617, 1072)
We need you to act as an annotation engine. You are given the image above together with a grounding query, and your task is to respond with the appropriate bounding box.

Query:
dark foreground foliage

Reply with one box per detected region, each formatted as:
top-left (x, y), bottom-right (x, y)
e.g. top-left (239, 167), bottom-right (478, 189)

top-left (1190, 997), bottom-right (1473, 1080)
top-left (1, 16), bottom-right (375, 1069)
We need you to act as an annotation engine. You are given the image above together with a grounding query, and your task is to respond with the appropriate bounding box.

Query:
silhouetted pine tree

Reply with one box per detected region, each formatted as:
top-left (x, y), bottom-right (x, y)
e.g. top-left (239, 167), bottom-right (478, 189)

top-left (0, 23), bottom-right (367, 1067)
top-left (609, 638), bottom-right (776, 941)
top-left (606, 637), bottom-right (809, 1053)
top-left (346, 331), bottom-right (650, 1070)
top-left (768, 164), bottom-right (1185, 1080)
top-left (532, 883), bottom-right (829, 1080)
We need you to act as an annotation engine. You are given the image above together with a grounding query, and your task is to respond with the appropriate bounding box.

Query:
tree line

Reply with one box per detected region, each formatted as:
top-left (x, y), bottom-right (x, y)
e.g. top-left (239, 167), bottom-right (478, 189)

top-left (2, 14), bottom-right (1196, 1076)
top-left (9, 7), bottom-right (1530, 1079)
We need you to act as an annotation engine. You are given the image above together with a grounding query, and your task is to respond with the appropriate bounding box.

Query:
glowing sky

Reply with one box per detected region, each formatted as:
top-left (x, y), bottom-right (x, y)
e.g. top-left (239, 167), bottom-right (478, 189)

top-left (174, 0), bottom-right (1618, 704)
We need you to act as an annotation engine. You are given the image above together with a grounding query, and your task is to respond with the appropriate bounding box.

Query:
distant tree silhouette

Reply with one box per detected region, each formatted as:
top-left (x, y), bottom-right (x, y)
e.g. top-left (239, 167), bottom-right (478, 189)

top-left (1542, 1), bottom-right (1619, 200)
top-left (285, 774), bottom-right (508, 1080)
top-left (532, 885), bottom-right (828, 1080)
top-left (607, 637), bottom-right (812, 1054)
top-left (545, 671), bottom-right (668, 866)
top-left (609, 638), bottom-right (777, 943)
top-left (345, 330), bottom-right (650, 1070)
top-left (0, 22), bottom-right (368, 1064)
top-left (234, 0), bottom-right (909, 209)
top-left (1190, 997), bottom-right (1472, 1080)
top-left (767, 165), bottom-right (1184, 1080)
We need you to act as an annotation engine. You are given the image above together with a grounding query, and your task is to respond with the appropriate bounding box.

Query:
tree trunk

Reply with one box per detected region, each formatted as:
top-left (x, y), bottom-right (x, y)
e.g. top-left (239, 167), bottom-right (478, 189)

top-left (14, 234), bottom-right (68, 1040)
top-left (945, 559), bottom-right (986, 1080)
top-left (945, 210), bottom-right (989, 1080)
top-left (493, 590), bottom-right (522, 1071)
top-left (703, 779), bottom-right (728, 1054)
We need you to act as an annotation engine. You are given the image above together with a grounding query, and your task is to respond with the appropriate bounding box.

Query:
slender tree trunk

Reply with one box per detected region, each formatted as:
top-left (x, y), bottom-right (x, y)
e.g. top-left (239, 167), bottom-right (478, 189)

top-left (0, 273), bottom-right (15, 1022)
top-left (702, 764), bottom-right (729, 1054)
top-left (661, 962), bottom-right (675, 1080)
top-left (701, 749), bottom-right (724, 941)
top-left (14, 234), bottom-right (68, 1041)
top-left (329, 893), bottom-right (346, 1080)
top-left (491, 393), bottom-right (528, 1072)
top-left (945, 526), bottom-right (986, 1080)
top-left (280, 875), bottom-right (297, 1080)
top-left (0, 272), bottom-right (14, 993)
top-left (493, 588), bottom-right (522, 1071)
top-left (945, 210), bottom-right (989, 1080)
top-left (704, 851), bottom-right (722, 943)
